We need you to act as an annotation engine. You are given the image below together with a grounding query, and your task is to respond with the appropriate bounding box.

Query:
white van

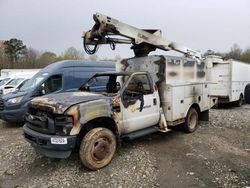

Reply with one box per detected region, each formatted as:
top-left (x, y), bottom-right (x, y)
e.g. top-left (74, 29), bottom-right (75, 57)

top-left (0, 72), bottom-right (39, 95)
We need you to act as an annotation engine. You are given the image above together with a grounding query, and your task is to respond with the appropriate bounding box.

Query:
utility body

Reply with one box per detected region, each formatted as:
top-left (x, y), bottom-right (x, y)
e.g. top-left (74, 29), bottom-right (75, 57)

top-left (206, 55), bottom-right (250, 105)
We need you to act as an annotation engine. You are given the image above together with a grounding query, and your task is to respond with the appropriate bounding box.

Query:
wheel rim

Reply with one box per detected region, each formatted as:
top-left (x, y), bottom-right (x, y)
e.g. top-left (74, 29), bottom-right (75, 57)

top-left (92, 137), bottom-right (111, 161)
top-left (188, 112), bottom-right (197, 130)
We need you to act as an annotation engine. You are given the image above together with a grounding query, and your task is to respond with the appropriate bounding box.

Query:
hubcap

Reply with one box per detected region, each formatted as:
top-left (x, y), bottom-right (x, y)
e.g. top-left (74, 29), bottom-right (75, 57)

top-left (92, 137), bottom-right (111, 161)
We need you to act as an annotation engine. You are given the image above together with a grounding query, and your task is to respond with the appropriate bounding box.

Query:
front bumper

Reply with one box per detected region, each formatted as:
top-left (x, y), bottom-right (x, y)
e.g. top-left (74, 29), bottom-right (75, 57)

top-left (23, 124), bottom-right (77, 158)
top-left (0, 107), bottom-right (26, 123)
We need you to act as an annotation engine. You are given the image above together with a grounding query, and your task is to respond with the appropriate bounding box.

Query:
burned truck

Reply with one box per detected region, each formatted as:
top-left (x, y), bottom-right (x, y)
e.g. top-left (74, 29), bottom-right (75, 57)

top-left (23, 55), bottom-right (217, 170)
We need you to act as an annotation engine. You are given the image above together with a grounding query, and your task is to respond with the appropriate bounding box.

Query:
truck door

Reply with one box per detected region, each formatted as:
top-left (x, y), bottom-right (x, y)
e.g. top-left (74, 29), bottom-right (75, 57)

top-left (121, 73), bottom-right (160, 134)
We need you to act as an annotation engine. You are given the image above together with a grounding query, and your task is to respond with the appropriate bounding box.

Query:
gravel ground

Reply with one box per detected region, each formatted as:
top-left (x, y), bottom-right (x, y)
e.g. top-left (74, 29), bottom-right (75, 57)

top-left (0, 104), bottom-right (249, 188)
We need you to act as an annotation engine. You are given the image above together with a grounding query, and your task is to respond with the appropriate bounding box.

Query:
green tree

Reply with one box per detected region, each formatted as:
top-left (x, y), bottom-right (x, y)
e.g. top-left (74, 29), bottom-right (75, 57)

top-left (241, 48), bottom-right (250, 63)
top-left (88, 54), bottom-right (98, 61)
top-left (225, 43), bottom-right (242, 60)
top-left (63, 47), bottom-right (84, 60)
top-left (24, 47), bottom-right (40, 68)
top-left (38, 51), bottom-right (57, 67)
top-left (4, 38), bottom-right (27, 68)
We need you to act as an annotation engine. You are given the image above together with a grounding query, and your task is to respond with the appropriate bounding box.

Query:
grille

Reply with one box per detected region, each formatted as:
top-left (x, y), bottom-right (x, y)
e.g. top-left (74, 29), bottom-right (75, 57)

top-left (25, 110), bottom-right (55, 134)
top-left (0, 99), bottom-right (4, 111)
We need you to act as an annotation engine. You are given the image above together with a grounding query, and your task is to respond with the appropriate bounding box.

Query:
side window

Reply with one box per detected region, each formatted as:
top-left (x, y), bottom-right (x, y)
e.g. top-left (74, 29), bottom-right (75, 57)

top-left (73, 71), bottom-right (95, 89)
top-left (126, 74), bottom-right (153, 95)
top-left (42, 75), bottom-right (62, 94)
top-left (91, 76), bottom-right (109, 87)
top-left (17, 79), bottom-right (28, 89)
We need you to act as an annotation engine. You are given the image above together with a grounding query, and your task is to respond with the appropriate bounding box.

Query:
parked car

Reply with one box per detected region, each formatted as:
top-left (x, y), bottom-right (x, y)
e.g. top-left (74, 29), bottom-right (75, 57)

top-left (0, 73), bottom-right (38, 95)
top-left (0, 77), bottom-right (5, 83)
top-left (0, 60), bottom-right (115, 123)
top-left (0, 77), bottom-right (13, 89)
top-left (0, 69), bottom-right (41, 78)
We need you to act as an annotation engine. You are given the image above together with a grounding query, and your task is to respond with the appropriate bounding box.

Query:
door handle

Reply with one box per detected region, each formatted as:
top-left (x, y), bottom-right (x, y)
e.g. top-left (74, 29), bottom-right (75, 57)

top-left (153, 98), bottom-right (157, 105)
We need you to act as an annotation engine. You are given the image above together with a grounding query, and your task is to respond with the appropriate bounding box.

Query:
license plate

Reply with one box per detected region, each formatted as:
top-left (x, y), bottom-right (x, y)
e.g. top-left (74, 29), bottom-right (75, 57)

top-left (51, 137), bottom-right (67, 145)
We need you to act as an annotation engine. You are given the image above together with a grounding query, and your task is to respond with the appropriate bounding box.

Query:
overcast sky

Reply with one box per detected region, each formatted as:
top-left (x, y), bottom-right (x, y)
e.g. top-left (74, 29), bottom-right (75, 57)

top-left (0, 0), bottom-right (250, 58)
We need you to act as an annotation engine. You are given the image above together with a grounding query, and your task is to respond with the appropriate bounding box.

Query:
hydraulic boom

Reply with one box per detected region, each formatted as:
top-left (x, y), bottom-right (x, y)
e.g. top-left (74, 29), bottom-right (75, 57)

top-left (83, 13), bottom-right (202, 59)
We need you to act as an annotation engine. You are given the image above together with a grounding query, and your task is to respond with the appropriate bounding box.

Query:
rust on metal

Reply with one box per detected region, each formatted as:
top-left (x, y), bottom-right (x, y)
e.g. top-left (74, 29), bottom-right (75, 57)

top-left (66, 105), bottom-right (81, 136)
top-left (111, 96), bottom-right (122, 135)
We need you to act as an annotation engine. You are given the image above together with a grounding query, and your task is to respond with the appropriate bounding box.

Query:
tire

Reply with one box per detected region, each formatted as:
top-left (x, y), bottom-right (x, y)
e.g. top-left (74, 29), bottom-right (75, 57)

top-left (237, 95), bottom-right (243, 107)
top-left (79, 127), bottom-right (116, 170)
top-left (183, 108), bottom-right (198, 133)
top-left (244, 85), bottom-right (250, 104)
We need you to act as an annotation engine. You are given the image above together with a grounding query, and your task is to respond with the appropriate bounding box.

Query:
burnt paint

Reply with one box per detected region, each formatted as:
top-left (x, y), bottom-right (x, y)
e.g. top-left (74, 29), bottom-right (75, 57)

top-left (197, 71), bottom-right (206, 78)
top-left (30, 92), bottom-right (108, 114)
top-left (67, 105), bottom-right (81, 135)
top-left (197, 61), bottom-right (205, 69)
top-left (169, 72), bottom-right (178, 77)
top-left (153, 55), bottom-right (166, 87)
top-left (184, 61), bottom-right (195, 67)
top-left (167, 59), bottom-right (180, 66)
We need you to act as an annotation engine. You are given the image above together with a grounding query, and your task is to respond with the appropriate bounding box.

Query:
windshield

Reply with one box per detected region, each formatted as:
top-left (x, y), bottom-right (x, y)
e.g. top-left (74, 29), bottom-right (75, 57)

top-left (81, 74), bottom-right (129, 94)
top-left (19, 72), bottom-right (47, 92)
top-left (0, 78), bottom-right (11, 87)
top-left (7, 78), bottom-right (25, 87)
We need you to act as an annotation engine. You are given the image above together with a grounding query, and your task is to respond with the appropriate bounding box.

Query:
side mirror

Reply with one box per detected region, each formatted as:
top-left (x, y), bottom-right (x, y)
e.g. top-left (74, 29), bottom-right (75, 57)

top-left (32, 86), bottom-right (45, 96)
top-left (115, 82), bottom-right (121, 91)
top-left (81, 84), bottom-right (90, 91)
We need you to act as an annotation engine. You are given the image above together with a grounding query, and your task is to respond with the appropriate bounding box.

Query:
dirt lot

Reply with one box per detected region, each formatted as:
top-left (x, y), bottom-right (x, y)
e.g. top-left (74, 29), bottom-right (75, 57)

top-left (0, 105), bottom-right (249, 188)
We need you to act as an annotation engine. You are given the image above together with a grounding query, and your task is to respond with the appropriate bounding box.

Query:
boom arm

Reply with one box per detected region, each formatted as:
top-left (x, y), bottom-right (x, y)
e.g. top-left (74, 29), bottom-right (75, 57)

top-left (83, 13), bottom-right (202, 59)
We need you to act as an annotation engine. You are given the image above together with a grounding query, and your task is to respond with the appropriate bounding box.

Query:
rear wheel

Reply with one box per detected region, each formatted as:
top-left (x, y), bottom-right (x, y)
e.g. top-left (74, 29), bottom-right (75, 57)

top-left (183, 108), bottom-right (198, 133)
top-left (79, 127), bottom-right (117, 170)
top-left (245, 84), bottom-right (250, 104)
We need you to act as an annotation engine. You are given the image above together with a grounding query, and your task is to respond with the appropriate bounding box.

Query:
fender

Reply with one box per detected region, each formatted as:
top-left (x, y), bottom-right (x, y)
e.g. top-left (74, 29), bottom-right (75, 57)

top-left (66, 99), bottom-right (113, 135)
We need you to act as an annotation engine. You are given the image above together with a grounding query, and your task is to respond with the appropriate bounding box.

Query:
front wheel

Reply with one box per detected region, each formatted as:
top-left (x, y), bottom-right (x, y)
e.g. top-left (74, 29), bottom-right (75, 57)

top-left (79, 127), bottom-right (117, 170)
top-left (183, 108), bottom-right (198, 133)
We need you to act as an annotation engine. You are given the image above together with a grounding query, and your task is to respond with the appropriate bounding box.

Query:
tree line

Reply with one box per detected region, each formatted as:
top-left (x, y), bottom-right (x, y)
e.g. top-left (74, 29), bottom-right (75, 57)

top-left (0, 38), bottom-right (120, 69)
top-left (204, 44), bottom-right (250, 63)
top-left (0, 38), bottom-right (250, 70)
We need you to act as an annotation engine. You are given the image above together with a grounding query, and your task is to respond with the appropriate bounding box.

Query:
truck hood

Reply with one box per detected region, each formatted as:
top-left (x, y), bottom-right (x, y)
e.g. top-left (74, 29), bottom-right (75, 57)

top-left (1, 90), bottom-right (27, 100)
top-left (30, 91), bottom-right (109, 114)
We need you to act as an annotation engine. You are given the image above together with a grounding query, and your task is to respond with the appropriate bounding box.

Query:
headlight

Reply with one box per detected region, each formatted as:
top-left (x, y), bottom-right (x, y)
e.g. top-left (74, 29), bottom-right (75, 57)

top-left (7, 96), bottom-right (23, 105)
top-left (55, 116), bottom-right (74, 135)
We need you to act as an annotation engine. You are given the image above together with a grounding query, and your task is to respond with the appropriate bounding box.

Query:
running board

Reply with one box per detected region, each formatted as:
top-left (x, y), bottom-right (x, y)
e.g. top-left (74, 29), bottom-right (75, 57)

top-left (121, 126), bottom-right (159, 140)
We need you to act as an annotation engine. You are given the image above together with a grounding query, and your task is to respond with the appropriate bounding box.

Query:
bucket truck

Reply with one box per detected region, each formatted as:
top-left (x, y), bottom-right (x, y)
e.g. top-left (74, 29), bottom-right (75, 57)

top-left (23, 13), bottom-right (217, 170)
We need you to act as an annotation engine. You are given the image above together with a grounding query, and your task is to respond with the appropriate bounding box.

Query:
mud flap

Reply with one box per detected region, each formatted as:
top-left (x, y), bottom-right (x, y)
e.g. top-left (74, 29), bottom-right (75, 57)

top-left (199, 110), bottom-right (209, 121)
top-left (159, 108), bottom-right (171, 132)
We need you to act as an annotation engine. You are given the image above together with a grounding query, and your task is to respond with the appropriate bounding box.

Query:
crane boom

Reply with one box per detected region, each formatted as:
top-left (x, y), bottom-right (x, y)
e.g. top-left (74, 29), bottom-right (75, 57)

top-left (83, 13), bottom-right (202, 59)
